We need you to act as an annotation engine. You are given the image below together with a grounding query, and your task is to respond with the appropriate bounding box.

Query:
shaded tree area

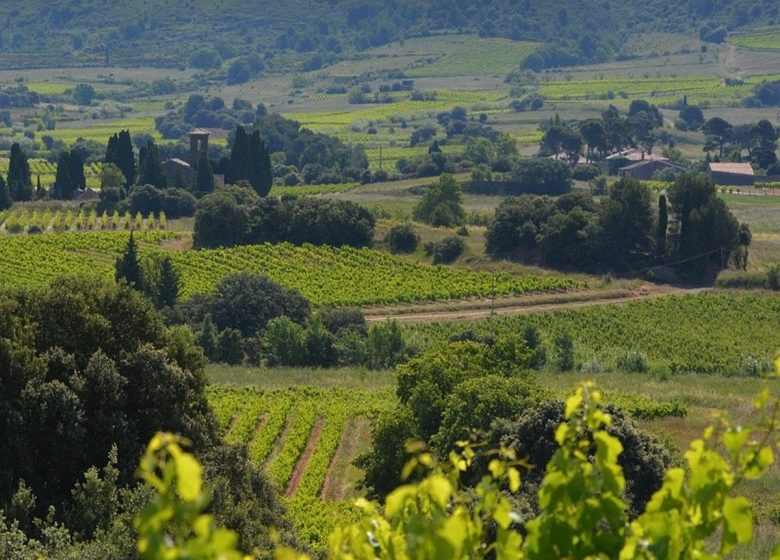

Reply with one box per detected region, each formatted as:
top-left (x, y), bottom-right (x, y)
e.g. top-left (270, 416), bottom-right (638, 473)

top-left (486, 174), bottom-right (749, 277)
top-left (357, 337), bottom-right (670, 519)
top-left (193, 185), bottom-right (375, 249)
top-left (0, 277), bottom-right (297, 556)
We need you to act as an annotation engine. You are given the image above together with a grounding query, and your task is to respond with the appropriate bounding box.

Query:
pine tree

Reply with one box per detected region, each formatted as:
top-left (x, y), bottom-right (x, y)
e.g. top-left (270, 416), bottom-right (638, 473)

top-left (155, 256), bottom-right (180, 308)
top-left (53, 151), bottom-right (74, 200)
top-left (8, 143), bottom-right (32, 201)
top-left (226, 125), bottom-right (251, 185)
top-left (249, 130), bottom-right (273, 197)
top-left (657, 194), bottom-right (668, 259)
top-left (138, 140), bottom-right (167, 188)
top-left (68, 150), bottom-right (86, 191)
top-left (115, 232), bottom-right (144, 289)
top-left (0, 175), bottom-right (10, 210)
top-left (114, 130), bottom-right (137, 187)
top-left (195, 152), bottom-right (215, 197)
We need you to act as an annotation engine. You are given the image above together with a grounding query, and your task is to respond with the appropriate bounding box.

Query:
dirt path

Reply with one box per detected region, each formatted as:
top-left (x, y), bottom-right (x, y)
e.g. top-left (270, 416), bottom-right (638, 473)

top-left (285, 418), bottom-right (325, 497)
top-left (320, 417), bottom-right (372, 502)
top-left (364, 284), bottom-right (707, 324)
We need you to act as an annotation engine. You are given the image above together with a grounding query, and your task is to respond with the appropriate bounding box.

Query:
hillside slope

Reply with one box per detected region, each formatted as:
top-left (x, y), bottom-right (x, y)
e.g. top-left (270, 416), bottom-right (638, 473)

top-left (0, 0), bottom-right (775, 70)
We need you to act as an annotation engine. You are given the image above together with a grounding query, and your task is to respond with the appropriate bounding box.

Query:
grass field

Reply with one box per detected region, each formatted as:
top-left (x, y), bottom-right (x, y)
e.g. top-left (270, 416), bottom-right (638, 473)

top-left (730, 27), bottom-right (780, 51)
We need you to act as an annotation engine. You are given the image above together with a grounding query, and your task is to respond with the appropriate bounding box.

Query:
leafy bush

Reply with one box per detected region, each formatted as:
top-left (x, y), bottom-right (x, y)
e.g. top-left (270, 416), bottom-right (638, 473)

top-left (571, 163), bottom-right (602, 181)
top-left (429, 236), bottom-right (466, 264)
top-left (384, 223), bottom-right (419, 253)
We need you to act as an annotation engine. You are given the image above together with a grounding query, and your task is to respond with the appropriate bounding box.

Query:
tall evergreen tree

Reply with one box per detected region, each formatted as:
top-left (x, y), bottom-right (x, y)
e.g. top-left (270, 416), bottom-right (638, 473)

top-left (155, 256), bottom-right (181, 308)
top-left (113, 130), bottom-right (137, 187)
top-left (249, 130), bottom-right (273, 197)
top-left (0, 175), bottom-right (10, 210)
top-left (68, 150), bottom-right (86, 191)
top-left (8, 143), bottom-right (32, 201)
top-left (195, 152), bottom-right (215, 197)
top-left (657, 194), bottom-right (668, 258)
top-left (226, 125), bottom-right (251, 185)
top-left (35, 175), bottom-right (44, 200)
top-left (53, 151), bottom-right (74, 200)
top-left (138, 140), bottom-right (167, 188)
top-left (105, 133), bottom-right (118, 164)
top-left (115, 232), bottom-right (144, 289)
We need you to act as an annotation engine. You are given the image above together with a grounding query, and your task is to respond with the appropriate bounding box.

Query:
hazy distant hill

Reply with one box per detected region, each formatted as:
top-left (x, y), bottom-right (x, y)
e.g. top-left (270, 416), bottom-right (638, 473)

top-left (0, 0), bottom-right (774, 70)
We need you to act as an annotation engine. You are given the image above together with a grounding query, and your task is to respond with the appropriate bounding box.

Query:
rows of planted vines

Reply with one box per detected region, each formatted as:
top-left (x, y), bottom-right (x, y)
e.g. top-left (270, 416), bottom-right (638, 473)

top-left (0, 209), bottom-right (167, 233)
top-left (0, 231), bottom-right (178, 288)
top-left (405, 292), bottom-right (780, 375)
top-left (170, 242), bottom-right (584, 306)
top-left (0, 233), bottom-right (581, 305)
top-left (206, 386), bottom-right (394, 549)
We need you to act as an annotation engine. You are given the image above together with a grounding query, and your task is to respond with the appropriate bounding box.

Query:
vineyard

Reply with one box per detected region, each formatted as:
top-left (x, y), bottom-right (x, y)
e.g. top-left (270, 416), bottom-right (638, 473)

top-left (729, 27), bottom-right (780, 50)
top-left (206, 386), bottom-right (394, 547)
top-left (0, 158), bottom-right (103, 190)
top-left (405, 292), bottom-right (780, 375)
top-left (537, 74), bottom-right (780, 104)
top-left (0, 208), bottom-right (169, 233)
top-left (205, 380), bottom-right (687, 550)
top-left (0, 232), bottom-right (582, 305)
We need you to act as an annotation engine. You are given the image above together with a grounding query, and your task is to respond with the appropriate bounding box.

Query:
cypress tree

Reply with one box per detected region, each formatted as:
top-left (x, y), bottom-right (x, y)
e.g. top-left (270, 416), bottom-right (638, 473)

top-left (8, 143), bottom-right (32, 201)
top-left (105, 133), bottom-right (118, 164)
top-left (195, 152), bottom-right (215, 197)
top-left (53, 151), bottom-right (74, 200)
top-left (657, 194), bottom-right (668, 259)
top-left (226, 125), bottom-right (251, 185)
top-left (138, 140), bottom-right (167, 188)
top-left (249, 130), bottom-right (273, 197)
top-left (35, 175), bottom-right (44, 200)
top-left (0, 175), bottom-right (10, 210)
top-left (114, 130), bottom-right (137, 187)
top-left (115, 232), bottom-right (144, 289)
top-left (68, 150), bottom-right (86, 191)
top-left (155, 256), bottom-right (180, 308)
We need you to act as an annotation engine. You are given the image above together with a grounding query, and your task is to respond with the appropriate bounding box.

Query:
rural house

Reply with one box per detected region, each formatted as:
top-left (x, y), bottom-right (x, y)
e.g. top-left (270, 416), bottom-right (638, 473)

top-left (708, 162), bottom-right (755, 186)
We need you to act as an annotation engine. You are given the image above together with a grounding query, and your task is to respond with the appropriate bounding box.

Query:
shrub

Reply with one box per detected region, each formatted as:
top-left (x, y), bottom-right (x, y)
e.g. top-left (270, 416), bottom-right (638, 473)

top-left (768, 265), bottom-right (780, 290)
top-left (430, 236), bottom-right (466, 264)
top-left (319, 307), bottom-right (367, 335)
top-left (572, 163), bottom-right (602, 181)
top-left (263, 316), bottom-right (306, 366)
top-left (385, 223), bottom-right (419, 253)
top-left (615, 349), bottom-right (649, 373)
top-left (553, 331), bottom-right (575, 371)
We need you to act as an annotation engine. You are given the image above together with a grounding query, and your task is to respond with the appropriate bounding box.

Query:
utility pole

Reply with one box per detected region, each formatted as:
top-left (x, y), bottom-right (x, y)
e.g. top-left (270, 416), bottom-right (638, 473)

top-left (379, 143), bottom-right (383, 172)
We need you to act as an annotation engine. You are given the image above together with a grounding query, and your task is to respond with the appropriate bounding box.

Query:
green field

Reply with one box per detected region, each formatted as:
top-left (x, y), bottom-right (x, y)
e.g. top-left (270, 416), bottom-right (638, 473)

top-left (730, 27), bottom-right (780, 50)
top-left (0, 232), bottom-right (583, 306)
top-left (405, 292), bottom-right (780, 375)
top-left (404, 37), bottom-right (539, 77)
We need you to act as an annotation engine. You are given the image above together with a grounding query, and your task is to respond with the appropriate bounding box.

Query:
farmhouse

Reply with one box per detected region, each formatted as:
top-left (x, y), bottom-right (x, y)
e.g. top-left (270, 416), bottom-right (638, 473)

top-left (163, 128), bottom-right (223, 188)
top-left (605, 148), bottom-right (668, 174)
top-left (708, 162), bottom-right (755, 186)
top-left (618, 159), bottom-right (685, 180)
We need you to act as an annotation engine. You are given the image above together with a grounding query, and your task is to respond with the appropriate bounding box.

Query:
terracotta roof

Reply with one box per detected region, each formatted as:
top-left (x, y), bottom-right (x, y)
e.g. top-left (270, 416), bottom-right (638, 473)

top-left (189, 128), bottom-right (211, 136)
top-left (709, 162), bottom-right (754, 175)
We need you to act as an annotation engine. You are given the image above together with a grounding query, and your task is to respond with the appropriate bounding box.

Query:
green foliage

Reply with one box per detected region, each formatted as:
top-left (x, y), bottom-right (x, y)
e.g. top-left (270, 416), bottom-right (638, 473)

top-left (405, 292), bottom-right (780, 376)
top-left (115, 231), bottom-right (144, 289)
top-left (135, 433), bottom-right (245, 560)
top-left (426, 236), bottom-right (466, 264)
top-left (413, 174), bottom-right (465, 227)
top-left (384, 223), bottom-right (419, 254)
top-left (510, 158), bottom-right (572, 195)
